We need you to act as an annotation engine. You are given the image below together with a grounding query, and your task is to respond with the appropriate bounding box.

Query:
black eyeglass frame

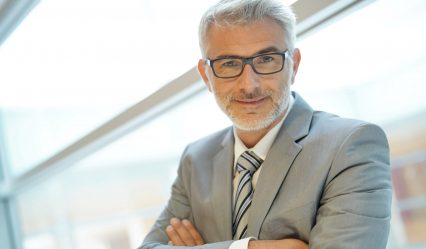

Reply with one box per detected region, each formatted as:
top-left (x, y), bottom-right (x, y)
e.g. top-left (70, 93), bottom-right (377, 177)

top-left (205, 50), bottom-right (289, 79)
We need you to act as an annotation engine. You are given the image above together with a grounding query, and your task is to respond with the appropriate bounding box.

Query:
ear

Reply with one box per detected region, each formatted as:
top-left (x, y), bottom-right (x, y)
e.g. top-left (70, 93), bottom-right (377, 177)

top-left (197, 59), bottom-right (213, 92)
top-left (290, 48), bottom-right (301, 84)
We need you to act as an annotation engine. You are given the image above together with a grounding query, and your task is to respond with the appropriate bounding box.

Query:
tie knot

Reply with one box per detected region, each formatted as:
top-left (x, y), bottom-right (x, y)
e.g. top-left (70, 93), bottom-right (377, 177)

top-left (236, 151), bottom-right (263, 174)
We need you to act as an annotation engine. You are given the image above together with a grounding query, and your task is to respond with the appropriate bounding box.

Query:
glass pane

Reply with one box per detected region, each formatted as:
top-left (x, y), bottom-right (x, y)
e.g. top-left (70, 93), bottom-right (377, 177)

top-left (294, 0), bottom-right (426, 124)
top-left (16, 87), bottom-right (231, 249)
top-left (0, 106), bottom-right (127, 176)
top-left (0, 0), bottom-right (218, 175)
top-left (294, 0), bottom-right (426, 248)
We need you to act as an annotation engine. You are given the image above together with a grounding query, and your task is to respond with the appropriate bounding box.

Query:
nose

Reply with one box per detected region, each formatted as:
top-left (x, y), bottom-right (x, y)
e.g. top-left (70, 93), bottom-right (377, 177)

top-left (237, 64), bottom-right (261, 92)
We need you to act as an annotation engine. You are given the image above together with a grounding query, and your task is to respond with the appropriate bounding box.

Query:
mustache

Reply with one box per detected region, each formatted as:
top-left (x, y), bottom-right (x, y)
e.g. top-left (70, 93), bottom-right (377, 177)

top-left (229, 89), bottom-right (272, 101)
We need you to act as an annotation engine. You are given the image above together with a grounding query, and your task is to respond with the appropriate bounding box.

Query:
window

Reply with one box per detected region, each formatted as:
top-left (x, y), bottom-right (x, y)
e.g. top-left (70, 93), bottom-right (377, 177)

top-left (0, 0), bottom-right (218, 175)
top-left (1, 0), bottom-right (425, 248)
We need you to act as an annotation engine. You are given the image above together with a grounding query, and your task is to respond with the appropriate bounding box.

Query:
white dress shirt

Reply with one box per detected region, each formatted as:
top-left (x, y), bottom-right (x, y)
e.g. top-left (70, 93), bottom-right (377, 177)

top-left (229, 95), bottom-right (294, 249)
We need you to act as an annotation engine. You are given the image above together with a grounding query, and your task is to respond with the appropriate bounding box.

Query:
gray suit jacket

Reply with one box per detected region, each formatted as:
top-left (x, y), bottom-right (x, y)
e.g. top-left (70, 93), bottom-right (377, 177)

top-left (140, 92), bottom-right (392, 249)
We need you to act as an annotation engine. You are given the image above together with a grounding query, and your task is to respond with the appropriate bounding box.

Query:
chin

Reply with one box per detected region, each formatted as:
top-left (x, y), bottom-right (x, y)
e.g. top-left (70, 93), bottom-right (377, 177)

top-left (232, 115), bottom-right (277, 131)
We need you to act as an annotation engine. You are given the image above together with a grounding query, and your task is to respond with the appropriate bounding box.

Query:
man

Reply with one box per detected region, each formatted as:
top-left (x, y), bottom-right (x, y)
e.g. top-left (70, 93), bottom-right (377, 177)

top-left (140, 0), bottom-right (392, 248)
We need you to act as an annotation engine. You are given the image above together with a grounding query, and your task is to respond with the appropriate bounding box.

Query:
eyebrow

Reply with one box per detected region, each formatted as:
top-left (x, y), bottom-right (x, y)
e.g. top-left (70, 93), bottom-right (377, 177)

top-left (213, 46), bottom-right (283, 60)
top-left (255, 46), bottom-right (282, 55)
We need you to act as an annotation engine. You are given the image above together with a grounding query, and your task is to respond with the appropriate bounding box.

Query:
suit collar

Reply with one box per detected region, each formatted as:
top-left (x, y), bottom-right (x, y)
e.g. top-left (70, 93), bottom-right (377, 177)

top-left (282, 91), bottom-right (313, 142)
top-left (247, 92), bottom-right (314, 237)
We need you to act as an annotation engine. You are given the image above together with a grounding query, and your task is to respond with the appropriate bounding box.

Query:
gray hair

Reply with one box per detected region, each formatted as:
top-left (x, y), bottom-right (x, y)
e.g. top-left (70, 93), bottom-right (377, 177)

top-left (198, 0), bottom-right (297, 58)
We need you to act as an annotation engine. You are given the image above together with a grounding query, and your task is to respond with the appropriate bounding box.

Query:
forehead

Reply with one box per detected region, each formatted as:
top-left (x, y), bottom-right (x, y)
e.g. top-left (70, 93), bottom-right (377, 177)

top-left (205, 19), bottom-right (286, 58)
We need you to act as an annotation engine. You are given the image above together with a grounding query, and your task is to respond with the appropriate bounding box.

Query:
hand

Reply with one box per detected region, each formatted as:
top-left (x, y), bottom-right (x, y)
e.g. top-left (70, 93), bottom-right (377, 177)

top-left (166, 218), bottom-right (205, 246)
top-left (249, 239), bottom-right (308, 249)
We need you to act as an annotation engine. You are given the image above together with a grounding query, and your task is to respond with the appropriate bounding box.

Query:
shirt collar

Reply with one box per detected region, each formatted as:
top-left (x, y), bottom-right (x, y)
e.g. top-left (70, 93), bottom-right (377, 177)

top-left (233, 94), bottom-right (294, 164)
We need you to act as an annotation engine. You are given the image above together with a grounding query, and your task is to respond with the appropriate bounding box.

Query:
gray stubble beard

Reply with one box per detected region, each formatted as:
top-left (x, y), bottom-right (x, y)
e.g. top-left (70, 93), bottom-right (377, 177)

top-left (213, 80), bottom-right (291, 132)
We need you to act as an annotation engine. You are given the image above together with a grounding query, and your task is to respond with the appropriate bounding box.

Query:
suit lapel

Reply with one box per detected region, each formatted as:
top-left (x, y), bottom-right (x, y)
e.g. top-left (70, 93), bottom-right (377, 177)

top-left (247, 92), bottom-right (314, 237)
top-left (211, 128), bottom-right (234, 239)
top-left (247, 130), bottom-right (302, 236)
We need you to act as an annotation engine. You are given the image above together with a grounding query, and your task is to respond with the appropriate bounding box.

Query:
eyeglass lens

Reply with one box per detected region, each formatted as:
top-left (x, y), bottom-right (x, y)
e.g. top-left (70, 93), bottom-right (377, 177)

top-left (212, 53), bottom-right (284, 78)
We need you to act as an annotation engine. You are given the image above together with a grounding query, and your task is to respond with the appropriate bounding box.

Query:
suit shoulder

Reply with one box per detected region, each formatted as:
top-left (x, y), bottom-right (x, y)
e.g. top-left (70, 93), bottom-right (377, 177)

top-left (311, 111), bottom-right (386, 138)
top-left (182, 126), bottom-right (232, 159)
top-left (305, 111), bottom-right (389, 154)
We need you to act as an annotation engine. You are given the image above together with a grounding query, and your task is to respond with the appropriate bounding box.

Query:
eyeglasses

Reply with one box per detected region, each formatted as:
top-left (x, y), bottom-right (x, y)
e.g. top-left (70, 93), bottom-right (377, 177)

top-left (206, 50), bottom-right (288, 79)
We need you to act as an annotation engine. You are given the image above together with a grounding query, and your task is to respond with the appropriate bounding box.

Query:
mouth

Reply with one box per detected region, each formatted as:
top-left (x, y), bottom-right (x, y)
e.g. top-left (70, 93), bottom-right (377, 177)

top-left (234, 96), bottom-right (267, 107)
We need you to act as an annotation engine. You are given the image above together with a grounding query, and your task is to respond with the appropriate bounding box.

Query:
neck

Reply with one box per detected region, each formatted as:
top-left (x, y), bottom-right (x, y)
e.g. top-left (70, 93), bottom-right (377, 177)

top-left (236, 113), bottom-right (285, 148)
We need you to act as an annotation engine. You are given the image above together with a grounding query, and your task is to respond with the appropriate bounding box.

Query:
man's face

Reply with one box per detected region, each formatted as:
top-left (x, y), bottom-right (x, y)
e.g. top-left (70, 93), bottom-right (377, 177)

top-left (198, 19), bottom-right (300, 131)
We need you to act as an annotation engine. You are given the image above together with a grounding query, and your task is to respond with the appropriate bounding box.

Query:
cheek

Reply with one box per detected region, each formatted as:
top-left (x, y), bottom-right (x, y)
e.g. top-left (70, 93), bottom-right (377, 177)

top-left (210, 80), bottom-right (235, 95)
top-left (277, 69), bottom-right (293, 88)
top-left (264, 74), bottom-right (289, 92)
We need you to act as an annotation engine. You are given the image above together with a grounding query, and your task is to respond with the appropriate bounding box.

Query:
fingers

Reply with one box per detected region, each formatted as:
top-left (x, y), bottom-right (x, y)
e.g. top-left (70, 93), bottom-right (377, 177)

top-left (166, 224), bottom-right (185, 246)
top-left (182, 219), bottom-right (205, 245)
top-left (166, 218), bottom-right (205, 246)
top-left (171, 218), bottom-right (197, 246)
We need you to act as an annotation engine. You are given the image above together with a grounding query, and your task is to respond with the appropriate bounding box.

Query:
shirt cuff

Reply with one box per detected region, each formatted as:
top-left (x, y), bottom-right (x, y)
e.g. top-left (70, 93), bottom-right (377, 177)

top-left (229, 237), bottom-right (257, 249)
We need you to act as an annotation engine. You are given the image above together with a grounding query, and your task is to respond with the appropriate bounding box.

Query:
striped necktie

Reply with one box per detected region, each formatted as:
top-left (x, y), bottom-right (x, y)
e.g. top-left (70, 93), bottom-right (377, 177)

top-left (232, 151), bottom-right (263, 240)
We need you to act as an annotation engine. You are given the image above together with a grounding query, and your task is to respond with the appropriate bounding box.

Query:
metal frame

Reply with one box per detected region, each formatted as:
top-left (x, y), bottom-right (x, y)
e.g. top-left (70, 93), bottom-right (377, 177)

top-left (0, 0), bottom-right (40, 46)
top-left (293, 0), bottom-right (374, 38)
top-left (0, 113), bottom-right (20, 249)
top-left (0, 198), bottom-right (22, 249)
top-left (0, 200), bottom-right (13, 249)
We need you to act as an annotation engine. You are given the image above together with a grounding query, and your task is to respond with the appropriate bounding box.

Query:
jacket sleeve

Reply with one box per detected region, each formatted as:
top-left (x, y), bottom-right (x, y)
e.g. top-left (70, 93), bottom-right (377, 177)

top-left (309, 123), bottom-right (392, 249)
top-left (138, 145), bottom-right (233, 249)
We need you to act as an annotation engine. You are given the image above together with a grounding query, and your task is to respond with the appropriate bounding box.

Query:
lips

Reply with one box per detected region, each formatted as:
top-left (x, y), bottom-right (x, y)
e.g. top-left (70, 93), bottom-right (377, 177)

top-left (234, 96), bottom-right (267, 106)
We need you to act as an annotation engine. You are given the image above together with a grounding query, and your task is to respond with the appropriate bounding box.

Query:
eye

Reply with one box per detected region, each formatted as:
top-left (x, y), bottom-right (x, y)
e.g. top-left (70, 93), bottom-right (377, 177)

top-left (258, 55), bottom-right (274, 63)
top-left (220, 59), bottom-right (241, 68)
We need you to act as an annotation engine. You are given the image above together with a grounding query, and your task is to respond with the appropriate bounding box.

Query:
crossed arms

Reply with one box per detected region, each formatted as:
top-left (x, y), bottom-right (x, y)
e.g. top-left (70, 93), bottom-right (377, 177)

top-left (166, 218), bottom-right (308, 249)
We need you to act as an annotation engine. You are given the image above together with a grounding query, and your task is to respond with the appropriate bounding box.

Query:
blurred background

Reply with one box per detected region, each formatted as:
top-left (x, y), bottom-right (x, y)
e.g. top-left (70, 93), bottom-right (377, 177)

top-left (0, 0), bottom-right (425, 248)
